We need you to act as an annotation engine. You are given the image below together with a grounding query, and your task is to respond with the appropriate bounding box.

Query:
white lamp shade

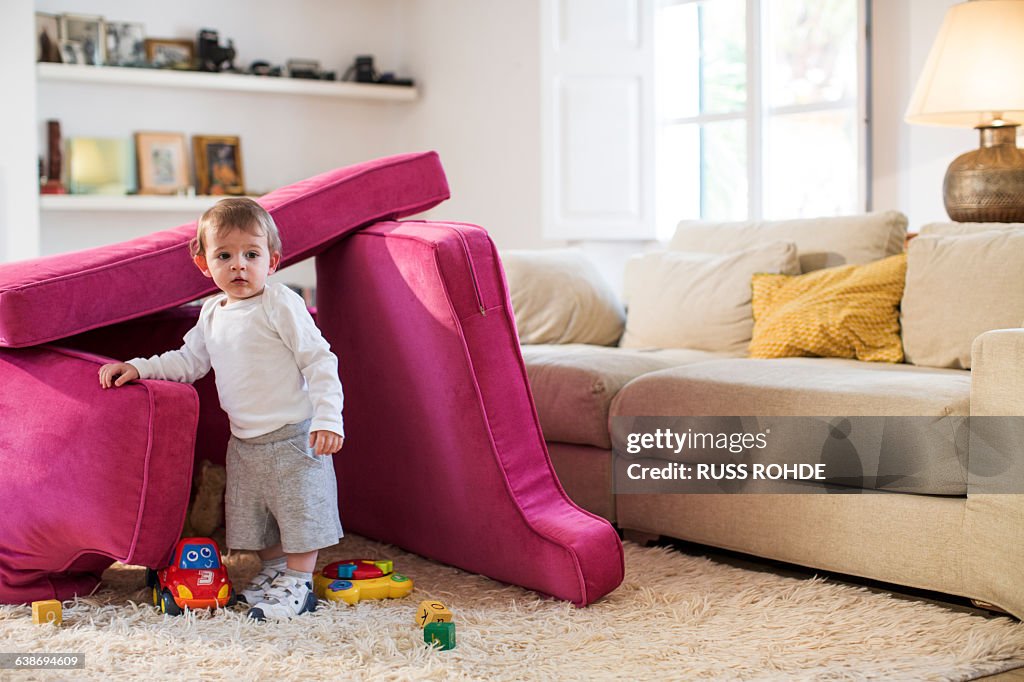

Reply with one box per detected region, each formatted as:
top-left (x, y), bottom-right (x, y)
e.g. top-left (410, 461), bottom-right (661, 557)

top-left (905, 0), bottom-right (1024, 127)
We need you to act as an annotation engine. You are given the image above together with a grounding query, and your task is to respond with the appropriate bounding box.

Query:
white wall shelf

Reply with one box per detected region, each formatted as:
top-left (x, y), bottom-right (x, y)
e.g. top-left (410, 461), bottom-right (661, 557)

top-left (40, 194), bottom-right (263, 212)
top-left (37, 62), bottom-right (418, 101)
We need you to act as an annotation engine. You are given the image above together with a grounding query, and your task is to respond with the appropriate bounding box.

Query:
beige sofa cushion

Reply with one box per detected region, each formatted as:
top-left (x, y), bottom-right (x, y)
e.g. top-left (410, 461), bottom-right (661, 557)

top-left (669, 211), bottom-right (907, 272)
top-left (521, 344), bottom-right (734, 449)
top-left (901, 230), bottom-right (1024, 369)
top-left (502, 249), bottom-right (625, 346)
top-left (621, 242), bottom-right (799, 353)
top-left (611, 357), bottom-right (971, 417)
top-left (611, 358), bottom-right (972, 495)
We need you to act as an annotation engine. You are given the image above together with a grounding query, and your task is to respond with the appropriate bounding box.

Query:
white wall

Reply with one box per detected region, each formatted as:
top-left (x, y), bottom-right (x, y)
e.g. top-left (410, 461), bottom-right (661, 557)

top-left (872, 0), bottom-right (975, 228)
top-left (398, 0), bottom-right (549, 249)
top-left (903, 0), bottom-right (976, 227)
top-left (0, 0), bottom-right (40, 263)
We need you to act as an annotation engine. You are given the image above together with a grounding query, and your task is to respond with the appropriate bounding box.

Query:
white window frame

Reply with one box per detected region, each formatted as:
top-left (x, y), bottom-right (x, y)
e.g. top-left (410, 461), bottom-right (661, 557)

top-left (656, 0), bottom-right (870, 228)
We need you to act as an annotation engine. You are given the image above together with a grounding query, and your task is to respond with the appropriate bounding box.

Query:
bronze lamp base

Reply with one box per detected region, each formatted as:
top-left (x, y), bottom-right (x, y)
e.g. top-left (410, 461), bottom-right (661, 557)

top-left (944, 125), bottom-right (1024, 223)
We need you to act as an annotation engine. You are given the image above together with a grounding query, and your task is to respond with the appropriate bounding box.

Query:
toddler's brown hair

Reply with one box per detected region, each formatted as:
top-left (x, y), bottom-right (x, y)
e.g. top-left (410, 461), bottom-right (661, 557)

top-left (190, 197), bottom-right (281, 257)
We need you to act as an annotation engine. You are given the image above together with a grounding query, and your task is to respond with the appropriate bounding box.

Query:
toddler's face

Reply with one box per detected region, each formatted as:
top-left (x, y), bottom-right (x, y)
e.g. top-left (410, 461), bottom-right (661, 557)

top-left (194, 226), bottom-right (280, 304)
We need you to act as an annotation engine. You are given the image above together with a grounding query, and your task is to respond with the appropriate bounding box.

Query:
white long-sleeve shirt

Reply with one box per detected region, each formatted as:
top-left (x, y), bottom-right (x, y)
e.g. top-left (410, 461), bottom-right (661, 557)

top-left (129, 283), bottom-right (344, 440)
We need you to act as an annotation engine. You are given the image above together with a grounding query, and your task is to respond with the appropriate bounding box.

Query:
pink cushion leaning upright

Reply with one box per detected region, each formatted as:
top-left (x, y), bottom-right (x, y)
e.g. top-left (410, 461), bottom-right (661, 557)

top-left (315, 221), bottom-right (624, 606)
top-left (0, 151), bottom-right (449, 348)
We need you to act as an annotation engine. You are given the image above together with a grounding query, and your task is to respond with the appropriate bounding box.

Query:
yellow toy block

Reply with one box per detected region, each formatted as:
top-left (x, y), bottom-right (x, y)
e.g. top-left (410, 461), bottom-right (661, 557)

top-left (32, 600), bottom-right (62, 625)
top-left (373, 560), bottom-right (393, 574)
top-left (415, 600), bottom-right (453, 628)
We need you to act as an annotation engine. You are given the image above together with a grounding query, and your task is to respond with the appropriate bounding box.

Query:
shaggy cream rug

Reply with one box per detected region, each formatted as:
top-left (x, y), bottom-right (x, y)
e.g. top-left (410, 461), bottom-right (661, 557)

top-left (2, 535), bottom-right (1024, 681)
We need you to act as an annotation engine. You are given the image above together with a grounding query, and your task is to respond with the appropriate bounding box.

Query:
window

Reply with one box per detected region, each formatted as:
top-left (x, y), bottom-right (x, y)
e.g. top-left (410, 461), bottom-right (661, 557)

top-left (654, 0), bottom-right (866, 238)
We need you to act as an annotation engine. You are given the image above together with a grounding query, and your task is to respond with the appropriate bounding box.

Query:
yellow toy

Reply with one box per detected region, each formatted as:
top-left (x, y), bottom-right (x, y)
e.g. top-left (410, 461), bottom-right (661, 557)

top-left (32, 599), bottom-right (62, 625)
top-left (312, 559), bottom-right (413, 605)
top-left (415, 600), bottom-right (453, 628)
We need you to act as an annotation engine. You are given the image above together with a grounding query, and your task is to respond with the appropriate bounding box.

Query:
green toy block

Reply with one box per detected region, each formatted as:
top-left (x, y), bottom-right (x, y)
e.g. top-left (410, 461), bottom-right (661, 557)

top-left (373, 560), bottom-right (393, 574)
top-left (424, 621), bottom-right (456, 650)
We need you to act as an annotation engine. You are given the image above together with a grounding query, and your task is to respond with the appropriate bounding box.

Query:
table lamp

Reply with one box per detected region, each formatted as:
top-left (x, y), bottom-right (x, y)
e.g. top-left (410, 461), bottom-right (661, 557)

top-left (905, 0), bottom-right (1024, 222)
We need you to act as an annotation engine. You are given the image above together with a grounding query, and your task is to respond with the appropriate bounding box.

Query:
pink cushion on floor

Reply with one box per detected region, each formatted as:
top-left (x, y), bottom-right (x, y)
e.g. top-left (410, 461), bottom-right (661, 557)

top-left (0, 346), bottom-right (198, 603)
top-left (314, 221), bottom-right (624, 606)
top-left (0, 152), bottom-right (449, 348)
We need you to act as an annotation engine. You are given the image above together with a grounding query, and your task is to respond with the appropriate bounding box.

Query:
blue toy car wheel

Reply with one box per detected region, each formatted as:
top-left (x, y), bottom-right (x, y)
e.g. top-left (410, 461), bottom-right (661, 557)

top-left (160, 588), bottom-right (182, 616)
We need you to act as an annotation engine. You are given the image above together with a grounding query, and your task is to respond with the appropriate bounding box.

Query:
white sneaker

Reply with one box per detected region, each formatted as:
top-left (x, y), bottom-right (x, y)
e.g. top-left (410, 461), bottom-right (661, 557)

top-left (236, 564), bottom-right (285, 605)
top-left (247, 574), bottom-right (317, 621)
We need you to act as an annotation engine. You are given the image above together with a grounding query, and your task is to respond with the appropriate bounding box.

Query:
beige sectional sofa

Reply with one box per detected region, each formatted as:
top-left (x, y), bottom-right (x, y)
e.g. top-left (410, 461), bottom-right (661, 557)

top-left (505, 213), bottom-right (1024, 619)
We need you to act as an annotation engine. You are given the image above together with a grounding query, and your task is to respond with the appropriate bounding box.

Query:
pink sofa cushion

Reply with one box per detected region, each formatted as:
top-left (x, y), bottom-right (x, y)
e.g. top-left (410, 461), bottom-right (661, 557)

top-left (314, 221), bottom-right (624, 606)
top-left (0, 152), bottom-right (449, 348)
top-left (60, 305), bottom-right (230, 468)
top-left (61, 303), bottom-right (319, 470)
top-left (0, 346), bottom-right (198, 603)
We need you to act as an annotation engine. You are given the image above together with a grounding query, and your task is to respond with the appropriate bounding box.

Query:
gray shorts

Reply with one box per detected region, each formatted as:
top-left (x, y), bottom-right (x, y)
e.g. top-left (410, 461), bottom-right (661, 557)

top-left (225, 419), bottom-right (344, 554)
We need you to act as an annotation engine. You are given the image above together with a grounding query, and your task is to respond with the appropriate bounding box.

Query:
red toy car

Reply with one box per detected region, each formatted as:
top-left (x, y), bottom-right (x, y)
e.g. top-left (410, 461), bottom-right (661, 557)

top-left (146, 537), bottom-right (235, 615)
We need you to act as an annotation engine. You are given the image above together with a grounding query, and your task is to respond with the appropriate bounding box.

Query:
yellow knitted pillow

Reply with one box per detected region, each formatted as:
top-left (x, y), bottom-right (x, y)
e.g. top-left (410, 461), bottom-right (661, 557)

top-left (749, 253), bottom-right (907, 362)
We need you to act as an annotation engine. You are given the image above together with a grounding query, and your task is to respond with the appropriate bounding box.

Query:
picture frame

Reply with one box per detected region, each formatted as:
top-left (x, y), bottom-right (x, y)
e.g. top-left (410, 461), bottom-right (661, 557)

top-left (59, 41), bottom-right (85, 65)
top-left (105, 22), bottom-right (146, 67)
top-left (192, 135), bottom-right (244, 196)
top-left (145, 38), bottom-right (194, 69)
top-left (135, 132), bottom-right (189, 195)
top-left (60, 13), bottom-right (104, 65)
top-left (35, 13), bottom-right (62, 63)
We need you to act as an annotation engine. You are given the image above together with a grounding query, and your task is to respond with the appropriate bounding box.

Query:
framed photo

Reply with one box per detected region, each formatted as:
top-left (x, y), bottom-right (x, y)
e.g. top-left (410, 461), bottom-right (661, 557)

top-left (145, 38), bottom-right (194, 69)
top-left (60, 14), bottom-right (104, 65)
top-left (193, 135), bottom-right (244, 196)
top-left (105, 22), bottom-right (145, 67)
top-left (35, 13), bottom-right (62, 63)
top-left (60, 41), bottom-right (85, 65)
top-left (135, 132), bottom-right (189, 195)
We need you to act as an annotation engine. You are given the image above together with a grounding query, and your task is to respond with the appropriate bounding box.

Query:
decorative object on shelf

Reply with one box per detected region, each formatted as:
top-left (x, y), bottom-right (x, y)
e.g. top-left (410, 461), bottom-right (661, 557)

top-left (906, 0), bottom-right (1024, 222)
top-left (40, 120), bottom-right (66, 195)
top-left (68, 137), bottom-right (135, 195)
top-left (105, 21), bottom-right (146, 67)
top-left (197, 29), bottom-right (236, 73)
top-left (286, 59), bottom-right (334, 80)
top-left (59, 14), bottom-right (104, 66)
top-left (35, 13), bottom-right (62, 63)
top-left (135, 132), bottom-right (190, 195)
top-left (347, 55), bottom-right (377, 83)
top-left (145, 38), bottom-right (194, 69)
top-left (193, 135), bottom-right (244, 196)
top-left (249, 61), bottom-right (282, 77)
top-left (377, 73), bottom-right (414, 87)
top-left (59, 42), bottom-right (85, 65)
top-left (342, 55), bottom-right (414, 87)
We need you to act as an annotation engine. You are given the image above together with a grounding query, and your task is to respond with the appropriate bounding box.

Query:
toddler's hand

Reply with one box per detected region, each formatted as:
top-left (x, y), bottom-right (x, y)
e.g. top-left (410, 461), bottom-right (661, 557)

top-left (310, 430), bottom-right (344, 456)
top-left (98, 362), bottom-right (140, 389)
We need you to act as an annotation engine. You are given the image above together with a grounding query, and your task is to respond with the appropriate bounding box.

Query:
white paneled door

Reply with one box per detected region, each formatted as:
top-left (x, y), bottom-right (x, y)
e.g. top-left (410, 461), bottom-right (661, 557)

top-left (541, 0), bottom-right (656, 240)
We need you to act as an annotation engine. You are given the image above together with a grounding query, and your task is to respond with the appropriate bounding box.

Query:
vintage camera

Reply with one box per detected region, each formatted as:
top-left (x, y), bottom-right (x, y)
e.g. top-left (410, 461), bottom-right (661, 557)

top-left (197, 28), bottom-right (236, 72)
top-left (285, 59), bottom-right (335, 80)
top-left (249, 61), bottom-right (282, 77)
top-left (352, 55), bottom-right (377, 83)
top-left (341, 55), bottom-right (412, 86)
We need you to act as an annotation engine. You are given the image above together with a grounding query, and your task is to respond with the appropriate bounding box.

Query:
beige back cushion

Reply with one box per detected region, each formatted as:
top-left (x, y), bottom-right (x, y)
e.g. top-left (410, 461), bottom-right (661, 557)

top-left (621, 241), bottom-right (800, 353)
top-left (669, 211), bottom-right (907, 272)
top-left (901, 230), bottom-right (1024, 369)
top-left (502, 249), bottom-right (625, 346)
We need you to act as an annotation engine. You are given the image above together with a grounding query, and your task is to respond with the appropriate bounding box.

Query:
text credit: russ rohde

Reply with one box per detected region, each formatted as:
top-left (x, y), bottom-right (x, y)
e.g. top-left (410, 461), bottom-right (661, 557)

top-left (611, 415), bottom-right (1024, 494)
